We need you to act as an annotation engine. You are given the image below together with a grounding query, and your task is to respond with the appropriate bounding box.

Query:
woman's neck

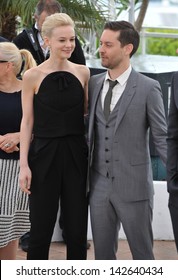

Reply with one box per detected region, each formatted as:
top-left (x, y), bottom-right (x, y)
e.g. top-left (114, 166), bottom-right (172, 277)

top-left (0, 76), bottom-right (22, 93)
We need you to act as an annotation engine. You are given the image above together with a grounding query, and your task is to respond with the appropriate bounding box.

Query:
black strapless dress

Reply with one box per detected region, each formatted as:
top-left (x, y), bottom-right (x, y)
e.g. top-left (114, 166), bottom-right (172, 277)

top-left (27, 72), bottom-right (88, 260)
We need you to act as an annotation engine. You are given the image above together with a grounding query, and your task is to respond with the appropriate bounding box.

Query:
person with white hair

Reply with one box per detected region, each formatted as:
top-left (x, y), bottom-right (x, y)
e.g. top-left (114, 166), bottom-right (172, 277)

top-left (0, 42), bottom-right (36, 259)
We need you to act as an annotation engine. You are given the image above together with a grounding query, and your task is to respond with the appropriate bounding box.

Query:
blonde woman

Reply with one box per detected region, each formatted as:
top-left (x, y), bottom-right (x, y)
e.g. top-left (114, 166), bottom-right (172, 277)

top-left (0, 42), bottom-right (36, 259)
top-left (19, 13), bottom-right (90, 260)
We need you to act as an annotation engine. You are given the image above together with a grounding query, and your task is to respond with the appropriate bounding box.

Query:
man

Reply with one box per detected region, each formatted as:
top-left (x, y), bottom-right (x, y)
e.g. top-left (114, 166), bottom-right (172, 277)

top-left (14, 0), bottom-right (88, 252)
top-left (166, 72), bottom-right (178, 253)
top-left (13, 0), bottom-right (85, 65)
top-left (88, 20), bottom-right (167, 260)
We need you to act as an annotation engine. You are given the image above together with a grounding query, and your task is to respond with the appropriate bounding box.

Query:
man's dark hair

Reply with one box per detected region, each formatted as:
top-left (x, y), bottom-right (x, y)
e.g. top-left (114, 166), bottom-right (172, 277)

top-left (35, 0), bottom-right (62, 16)
top-left (104, 20), bottom-right (140, 57)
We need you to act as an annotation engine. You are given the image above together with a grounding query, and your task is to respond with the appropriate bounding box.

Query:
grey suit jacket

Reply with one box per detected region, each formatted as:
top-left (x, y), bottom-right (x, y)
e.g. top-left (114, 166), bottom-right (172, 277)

top-left (88, 69), bottom-right (167, 201)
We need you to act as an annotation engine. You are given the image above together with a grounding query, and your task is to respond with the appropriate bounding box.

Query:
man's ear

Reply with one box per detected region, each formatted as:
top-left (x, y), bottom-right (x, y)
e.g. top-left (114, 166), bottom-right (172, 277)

top-left (125, 43), bottom-right (134, 56)
top-left (34, 14), bottom-right (38, 21)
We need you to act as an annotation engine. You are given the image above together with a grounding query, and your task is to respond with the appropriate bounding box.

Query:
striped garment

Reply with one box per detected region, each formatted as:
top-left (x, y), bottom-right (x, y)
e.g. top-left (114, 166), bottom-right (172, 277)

top-left (0, 159), bottom-right (30, 247)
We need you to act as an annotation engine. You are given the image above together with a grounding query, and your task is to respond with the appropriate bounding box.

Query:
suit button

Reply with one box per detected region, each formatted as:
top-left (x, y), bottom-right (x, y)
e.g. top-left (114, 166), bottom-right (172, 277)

top-left (106, 160), bottom-right (109, 163)
top-left (105, 149), bottom-right (109, 152)
top-left (105, 137), bottom-right (108, 140)
top-left (106, 125), bottom-right (109, 128)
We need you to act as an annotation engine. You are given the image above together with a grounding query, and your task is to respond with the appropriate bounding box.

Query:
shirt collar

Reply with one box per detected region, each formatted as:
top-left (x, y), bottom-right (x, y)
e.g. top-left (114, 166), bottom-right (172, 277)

top-left (34, 22), bottom-right (44, 45)
top-left (105, 65), bottom-right (132, 86)
top-left (34, 22), bottom-right (39, 31)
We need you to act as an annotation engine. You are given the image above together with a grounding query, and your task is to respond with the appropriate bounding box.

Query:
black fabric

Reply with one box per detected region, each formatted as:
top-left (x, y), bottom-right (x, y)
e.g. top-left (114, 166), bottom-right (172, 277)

top-left (167, 72), bottom-right (178, 195)
top-left (13, 25), bottom-right (86, 65)
top-left (33, 72), bottom-right (85, 137)
top-left (168, 195), bottom-right (178, 252)
top-left (0, 36), bottom-right (9, 42)
top-left (0, 91), bottom-right (22, 159)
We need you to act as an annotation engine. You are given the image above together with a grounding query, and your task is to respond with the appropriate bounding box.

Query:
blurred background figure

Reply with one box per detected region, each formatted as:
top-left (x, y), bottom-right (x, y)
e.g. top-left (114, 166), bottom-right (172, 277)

top-left (0, 36), bottom-right (9, 42)
top-left (167, 72), bottom-right (178, 253)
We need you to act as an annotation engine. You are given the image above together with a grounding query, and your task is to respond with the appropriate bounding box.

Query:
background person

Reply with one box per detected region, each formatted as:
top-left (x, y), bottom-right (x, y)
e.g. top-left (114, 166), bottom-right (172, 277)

top-left (88, 20), bottom-right (167, 260)
top-left (166, 72), bottom-right (178, 253)
top-left (0, 42), bottom-right (36, 260)
top-left (19, 13), bottom-right (90, 260)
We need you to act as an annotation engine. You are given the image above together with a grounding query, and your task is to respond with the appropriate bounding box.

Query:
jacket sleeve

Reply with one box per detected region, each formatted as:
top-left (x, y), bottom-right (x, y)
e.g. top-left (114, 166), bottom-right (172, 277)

top-left (146, 79), bottom-right (167, 166)
top-left (167, 73), bottom-right (178, 195)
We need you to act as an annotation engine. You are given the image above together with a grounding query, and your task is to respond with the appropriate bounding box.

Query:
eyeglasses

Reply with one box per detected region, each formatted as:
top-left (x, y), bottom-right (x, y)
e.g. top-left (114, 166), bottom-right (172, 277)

top-left (0, 60), bottom-right (8, 63)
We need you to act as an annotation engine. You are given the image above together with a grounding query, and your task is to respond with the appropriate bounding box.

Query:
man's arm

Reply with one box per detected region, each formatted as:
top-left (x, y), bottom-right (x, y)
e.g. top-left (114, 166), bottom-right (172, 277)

top-left (147, 79), bottom-right (167, 165)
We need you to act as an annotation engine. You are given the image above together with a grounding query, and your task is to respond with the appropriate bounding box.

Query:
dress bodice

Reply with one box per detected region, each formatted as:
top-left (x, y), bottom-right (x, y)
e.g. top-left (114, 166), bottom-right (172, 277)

top-left (33, 71), bottom-right (85, 137)
top-left (0, 90), bottom-right (22, 159)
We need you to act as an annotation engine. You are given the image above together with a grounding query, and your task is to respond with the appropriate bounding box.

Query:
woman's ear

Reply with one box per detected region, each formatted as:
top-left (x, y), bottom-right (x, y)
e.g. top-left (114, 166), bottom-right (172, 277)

top-left (43, 36), bottom-right (50, 49)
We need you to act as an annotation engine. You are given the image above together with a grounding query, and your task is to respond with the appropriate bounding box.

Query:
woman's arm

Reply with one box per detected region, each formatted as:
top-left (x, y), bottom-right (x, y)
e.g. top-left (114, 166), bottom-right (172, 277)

top-left (19, 69), bottom-right (36, 194)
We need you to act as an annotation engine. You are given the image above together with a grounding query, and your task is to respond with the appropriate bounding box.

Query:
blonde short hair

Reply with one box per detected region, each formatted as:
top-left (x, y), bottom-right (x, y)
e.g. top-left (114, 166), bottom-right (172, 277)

top-left (41, 13), bottom-right (75, 38)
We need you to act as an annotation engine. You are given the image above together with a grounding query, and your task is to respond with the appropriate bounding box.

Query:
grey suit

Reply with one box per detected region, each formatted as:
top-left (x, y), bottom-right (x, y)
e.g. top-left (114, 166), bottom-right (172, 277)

top-left (88, 68), bottom-right (167, 259)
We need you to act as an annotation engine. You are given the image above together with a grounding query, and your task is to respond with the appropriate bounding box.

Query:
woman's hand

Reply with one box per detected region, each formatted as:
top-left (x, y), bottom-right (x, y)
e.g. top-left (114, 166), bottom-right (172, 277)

top-left (19, 166), bottom-right (32, 195)
top-left (0, 132), bottom-right (20, 153)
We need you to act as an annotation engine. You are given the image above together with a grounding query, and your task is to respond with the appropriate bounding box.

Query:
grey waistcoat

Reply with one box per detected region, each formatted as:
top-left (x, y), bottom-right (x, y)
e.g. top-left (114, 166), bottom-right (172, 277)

top-left (92, 94), bottom-right (123, 178)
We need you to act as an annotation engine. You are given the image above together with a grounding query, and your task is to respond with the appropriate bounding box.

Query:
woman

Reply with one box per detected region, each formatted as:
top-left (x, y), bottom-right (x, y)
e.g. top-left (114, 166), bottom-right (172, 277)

top-left (19, 13), bottom-right (90, 260)
top-left (0, 42), bottom-right (36, 260)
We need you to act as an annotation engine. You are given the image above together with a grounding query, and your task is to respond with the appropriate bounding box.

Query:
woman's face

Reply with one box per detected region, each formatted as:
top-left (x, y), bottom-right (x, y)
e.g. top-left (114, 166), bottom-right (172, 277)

top-left (45, 25), bottom-right (76, 60)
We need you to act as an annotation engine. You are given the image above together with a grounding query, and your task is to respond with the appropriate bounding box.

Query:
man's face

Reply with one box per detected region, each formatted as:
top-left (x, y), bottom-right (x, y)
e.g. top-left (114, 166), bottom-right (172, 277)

top-left (99, 29), bottom-right (127, 70)
top-left (35, 11), bottom-right (49, 32)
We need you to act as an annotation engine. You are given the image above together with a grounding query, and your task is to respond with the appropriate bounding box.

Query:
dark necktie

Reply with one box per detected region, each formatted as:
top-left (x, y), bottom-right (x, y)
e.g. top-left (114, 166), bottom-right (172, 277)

top-left (104, 80), bottom-right (118, 120)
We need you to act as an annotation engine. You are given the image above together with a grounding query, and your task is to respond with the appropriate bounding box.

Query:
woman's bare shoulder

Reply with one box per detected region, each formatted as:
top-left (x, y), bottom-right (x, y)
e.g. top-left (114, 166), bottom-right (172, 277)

top-left (75, 63), bottom-right (89, 71)
top-left (22, 64), bottom-right (50, 95)
top-left (74, 64), bottom-right (90, 79)
top-left (23, 64), bottom-right (49, 84)
top-left (23, 66), bottom-right (40, 80)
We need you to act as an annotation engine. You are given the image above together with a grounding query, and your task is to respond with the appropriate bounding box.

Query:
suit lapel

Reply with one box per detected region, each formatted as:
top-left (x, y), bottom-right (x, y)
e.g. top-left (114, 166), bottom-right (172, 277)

top-left (89, 70), bottom-right (138, 137)
top-left (114, 69), bottom-right (137, 135)
top-left (89, 74), bottom-right (105, 123)
top-left (92, 75), bottom-right (105, 106)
